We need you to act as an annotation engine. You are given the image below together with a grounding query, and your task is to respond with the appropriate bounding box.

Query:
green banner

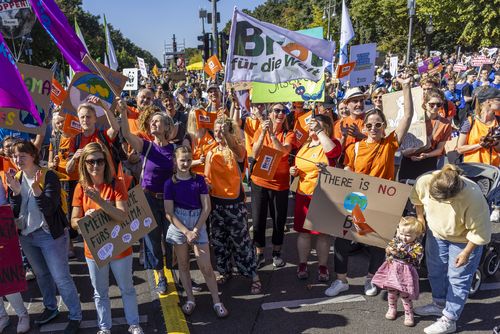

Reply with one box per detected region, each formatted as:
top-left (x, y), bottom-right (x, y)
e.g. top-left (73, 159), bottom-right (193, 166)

top-left (251, 27), bottom-right (326, 103)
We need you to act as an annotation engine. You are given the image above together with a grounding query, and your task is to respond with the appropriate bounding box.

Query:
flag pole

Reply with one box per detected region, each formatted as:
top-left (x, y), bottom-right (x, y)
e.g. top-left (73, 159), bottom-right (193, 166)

top-left (222, 7), bottom-right (238, 113)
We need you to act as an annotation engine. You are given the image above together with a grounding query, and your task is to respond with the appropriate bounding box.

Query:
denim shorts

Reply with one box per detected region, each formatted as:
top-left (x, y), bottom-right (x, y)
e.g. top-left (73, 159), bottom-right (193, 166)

top-left (166, 207), bottom-right (208, 245)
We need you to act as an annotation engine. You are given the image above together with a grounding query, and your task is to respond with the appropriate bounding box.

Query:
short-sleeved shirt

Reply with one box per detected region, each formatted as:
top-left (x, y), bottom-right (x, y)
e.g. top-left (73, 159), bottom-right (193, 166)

top-left (72, 180), bottom-right (130, 259)
top-left (68, 129), bottom-right (114, 155)
top-left (49, 135), bottom-right (79, 181)
top-left (344, 131), bottom-right (399, 180)
top-left (163, 174), bottom-right (208, 210)
top-left (460, 117), bottom-right (499, 166)
top-left (244, 117), bottom-right (260, 158)
top-left (424, 117), bottom-right (452, 153)
top-left (171, 110), bottom-right (189, 144)
top-left (140, 139), bottom-right (175, 193)
top-left (188, 131), bottom-right (217, 175)
top-left (250, 128), bottom-right (295, 191)
top-left (333, 117), bottom-right (365, 150)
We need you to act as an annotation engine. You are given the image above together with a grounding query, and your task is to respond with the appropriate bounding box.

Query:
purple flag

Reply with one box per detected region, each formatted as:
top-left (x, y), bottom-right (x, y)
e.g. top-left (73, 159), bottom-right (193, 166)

top-left (0, 33), bottom-right (42, 125)
top-left (29, 0), bottom-right (89, 72)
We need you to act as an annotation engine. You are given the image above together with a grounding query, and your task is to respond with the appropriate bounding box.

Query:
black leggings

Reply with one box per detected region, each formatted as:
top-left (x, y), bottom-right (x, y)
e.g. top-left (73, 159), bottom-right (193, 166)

top-left (251, 183), bottom-right (289, 248)
top-left (334, 238), bottom-right (385, 275)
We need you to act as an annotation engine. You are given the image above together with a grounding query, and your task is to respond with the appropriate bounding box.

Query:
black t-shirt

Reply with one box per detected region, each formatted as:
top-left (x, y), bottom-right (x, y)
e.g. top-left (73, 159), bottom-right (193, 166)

top-left (461, 83), bottom-right (473, 115)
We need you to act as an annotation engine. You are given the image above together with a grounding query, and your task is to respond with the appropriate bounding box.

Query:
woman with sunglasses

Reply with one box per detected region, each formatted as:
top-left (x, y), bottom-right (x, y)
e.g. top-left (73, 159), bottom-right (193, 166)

top-left (71, 142), bottom-right (143, 334)
top-left (119, 99), bottom-right (175, 295)
top-left (398, 88), bottom-right (452, 181)
top-left (325, 74), bottom-right (414, 298)
top-left (251, 102), bottom-right (295, 268)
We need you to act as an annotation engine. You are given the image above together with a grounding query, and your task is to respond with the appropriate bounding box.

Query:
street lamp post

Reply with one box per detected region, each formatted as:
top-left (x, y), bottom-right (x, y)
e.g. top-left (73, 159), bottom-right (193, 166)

top-left (199, 9), bottom-right (207, 81)
top-left (323, 0), bottom-right (336, 40)
top-left (406, 0), bottom-right (416, 65)
top-left (425, 15), bottom-right (434, 57)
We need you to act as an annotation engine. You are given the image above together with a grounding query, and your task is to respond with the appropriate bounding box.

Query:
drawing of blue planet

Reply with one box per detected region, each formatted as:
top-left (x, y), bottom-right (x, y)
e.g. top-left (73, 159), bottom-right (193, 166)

top-left (343, 192), bottom-right (368, 213)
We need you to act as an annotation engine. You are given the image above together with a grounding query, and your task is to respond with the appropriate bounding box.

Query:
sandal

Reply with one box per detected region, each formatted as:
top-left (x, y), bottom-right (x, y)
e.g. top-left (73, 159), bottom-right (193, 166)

top-left (318, 266), bottom-right (330, 282)
top-left (181, 300), bottom-right (196, 315)
top-left (250, 280), bottom-right (262, 295)
top-left (216, 273), bottom-right (232, 285)
top-left (213, 302), bottom-right (229, 318)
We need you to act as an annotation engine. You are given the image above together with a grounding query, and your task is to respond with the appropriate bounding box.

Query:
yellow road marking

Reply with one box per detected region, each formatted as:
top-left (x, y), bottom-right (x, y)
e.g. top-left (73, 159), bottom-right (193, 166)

top-left (154, 268), bottom-right (190, 334)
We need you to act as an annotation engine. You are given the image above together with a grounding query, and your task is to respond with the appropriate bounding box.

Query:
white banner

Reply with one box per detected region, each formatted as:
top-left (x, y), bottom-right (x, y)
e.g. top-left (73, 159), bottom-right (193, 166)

top-left (389, 56), bottom-right (398, 78)
top-left (349, 43), bottom-right (376, 87)
top-left (137, 57), bottom-right (148, 78)
top-left (226, 8), bottom-right (335, 83)
top-left (123, 68), bottom-right (138, 91)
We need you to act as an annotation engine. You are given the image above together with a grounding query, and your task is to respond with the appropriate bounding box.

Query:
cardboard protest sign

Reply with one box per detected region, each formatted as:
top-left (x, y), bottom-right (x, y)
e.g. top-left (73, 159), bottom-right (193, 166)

top-left (349, 43), bottom-right (376, 87)
top-left (82, 55), bottom-right (127, 95)
top-left (194, 109), bottom-right (217, 129)
top-left (62, 113), bottom-right (81, 137)
top-left (169, 71), bottom-right (186, 81)
top-left (204, 55), bottom-right (223, 79)
top-left (77, 186), bottom-right (158, 268)
top-left (0, 206), bottom-right (27, 296)
top-left (389, 56), bottom-right (398, 78)
top-left (252, 145), bottom-right (284, 180)
top-left (471, 56), bottom-right (493, 67)
top-left (137, 57), bottom-right (148, 78)
top-left (50, 77), bottom-right (67, 106)
top-left (293, 111), bottom-right (313, 147)
top-left (123, 68), bottom-right (138, 91)
top-left (453, 63), bottom-right (467, 73)
top-left (417, 56), bottom-right (440, 74)
top-left (251, 78), bottom-right (325, 103)
top-left (383, 87), bottom-right (427, 149)
top-left (0, 64), bottom-right (51, 135)
top-left (304, 167), bottom-right (412, 248)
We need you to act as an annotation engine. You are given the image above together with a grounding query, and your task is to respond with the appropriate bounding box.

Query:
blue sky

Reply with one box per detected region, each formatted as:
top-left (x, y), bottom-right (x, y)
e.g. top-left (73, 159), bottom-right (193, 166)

top-left (82, 0), bottom-right (267, 62)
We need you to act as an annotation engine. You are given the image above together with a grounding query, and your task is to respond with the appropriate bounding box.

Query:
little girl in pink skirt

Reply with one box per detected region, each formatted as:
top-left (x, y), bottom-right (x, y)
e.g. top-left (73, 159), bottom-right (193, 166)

top-left (372, 216), bottom-right (424, 327)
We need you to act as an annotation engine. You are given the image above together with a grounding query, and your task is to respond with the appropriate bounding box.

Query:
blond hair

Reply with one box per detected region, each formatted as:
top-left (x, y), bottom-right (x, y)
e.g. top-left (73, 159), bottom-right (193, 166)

top-left (429, 164), bottom-right (464, 200)
top-left (138, 105), bottom-right (162, 134)
top-left (77, 103), bottom-right (97, 116)
top-left (78, 142), bottom-right (115, 188)
top-left (214, 116), bottom-right (240, 167)
top-left (399, 216), bottom-right (425, 237)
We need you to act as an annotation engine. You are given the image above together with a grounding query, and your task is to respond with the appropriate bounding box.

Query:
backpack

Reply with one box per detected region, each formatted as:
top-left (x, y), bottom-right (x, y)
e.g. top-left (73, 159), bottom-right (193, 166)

top-left (74, 130), bottom-right (127, 170)
top-left (15, 168), bottom-right (69, 215)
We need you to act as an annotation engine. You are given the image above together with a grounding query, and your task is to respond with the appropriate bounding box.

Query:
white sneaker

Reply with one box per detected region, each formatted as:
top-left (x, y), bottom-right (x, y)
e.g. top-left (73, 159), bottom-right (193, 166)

top-left (16, 314), bottom-right (30, 334)
top-left (129, 324), bottom-right (144, 334)
top-left (414, 302), bottom-right (445, 317)
top-left (97, 330), bottom-right (111, 334)
top-left (364, 278), bottom-right (378, 296)
top-left (424, 316), bottom-right (456, 334)
top-left (25, 268), bottom-right (35, 281)
top-left (0, 315), bottom-right (10, 333)
top-left (325, 279), bottom-right (349, 297)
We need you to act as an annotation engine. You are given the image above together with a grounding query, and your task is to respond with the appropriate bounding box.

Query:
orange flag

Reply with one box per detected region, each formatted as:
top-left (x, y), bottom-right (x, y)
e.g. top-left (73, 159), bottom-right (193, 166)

top-left (252, 145), bottom-right (284, 180)
top-left (62, 113), bottom-right (82, 137)
top-left (204, 55), bottom-right (223, 79)
top-left (50, 78), bottom-right (67, 106)
top-left (194, 109), bottom-right (217, 129)
top-left (352, 204), bottom-right (375, 236)
top-left (293, 111), bottom-right (312, 147)
top-left (336, 61), bottom-right (356, 79)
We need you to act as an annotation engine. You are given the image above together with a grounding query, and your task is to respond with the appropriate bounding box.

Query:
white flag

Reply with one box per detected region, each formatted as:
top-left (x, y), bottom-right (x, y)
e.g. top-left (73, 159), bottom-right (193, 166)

top-left (137, 57), bottom-right (148, 78)
top-left (74, 18), bottom-right (89, 53)
top-left (104, 52), bottom-right (109, 68)
top-left (339, 0), bottom-right (354, 66)
top-left (225, 8), bottom-right (335, 83)
top-left (104, 15), bottom-right (118, 71)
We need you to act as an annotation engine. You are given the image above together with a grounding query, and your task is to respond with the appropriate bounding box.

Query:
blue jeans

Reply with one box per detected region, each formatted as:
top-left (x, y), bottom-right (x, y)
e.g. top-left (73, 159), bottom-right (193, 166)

top-left (143, 193), bottom-right (172, 270)
top-left (85, 255), bottom-right (139, 330)
top-left (425, 230), bottom-right (483, 321)
top-left (19, 229), bottom-right (82, 320)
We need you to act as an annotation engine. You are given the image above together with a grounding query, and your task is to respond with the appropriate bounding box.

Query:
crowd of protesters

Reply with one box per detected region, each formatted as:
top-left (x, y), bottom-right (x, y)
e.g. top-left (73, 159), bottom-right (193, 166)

top-left (0, 49), bottom-right (498, 334)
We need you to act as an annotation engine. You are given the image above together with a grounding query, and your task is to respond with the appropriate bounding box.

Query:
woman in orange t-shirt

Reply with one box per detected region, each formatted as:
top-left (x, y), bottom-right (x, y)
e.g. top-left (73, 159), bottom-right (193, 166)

top-left (182, 110), bottom-right (217, 175)
top-left (290, 114), bottom-right (341, 281)
top-left (251, 103), bottom-right (295, 268)
top-left (325, 75), bottom-right (414, 299)
top-left (398, 88), bottom-right (452, 180)
top-left (457, 86), bottom-right (500, 166)
top-left (70, 142), bottom-right (143, 333)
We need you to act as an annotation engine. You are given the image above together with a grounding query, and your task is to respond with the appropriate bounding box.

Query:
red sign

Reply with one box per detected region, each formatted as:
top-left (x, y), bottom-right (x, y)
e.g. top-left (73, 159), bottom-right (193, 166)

top-left (471, 56), bottom-right (494, 67)
top-left (0, 206), bottom-right (27, 296)
top-left (50, 78), bottom-right (67, 106)
top-left (453, 63), bottom-right (467, 72)
top-left (62, 113), bottom-right (82, 137)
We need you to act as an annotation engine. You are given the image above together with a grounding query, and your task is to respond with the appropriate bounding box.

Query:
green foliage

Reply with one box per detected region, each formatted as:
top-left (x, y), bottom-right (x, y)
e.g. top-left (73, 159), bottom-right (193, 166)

top-left (13, 0), bottom-right (160, 71)
top-left (184, 47), bottom-right (202, 65)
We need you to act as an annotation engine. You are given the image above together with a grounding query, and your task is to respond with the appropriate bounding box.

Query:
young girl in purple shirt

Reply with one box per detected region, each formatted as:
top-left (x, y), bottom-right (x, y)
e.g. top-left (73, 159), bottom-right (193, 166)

top-left (164, 146), bottom-right (228, 318)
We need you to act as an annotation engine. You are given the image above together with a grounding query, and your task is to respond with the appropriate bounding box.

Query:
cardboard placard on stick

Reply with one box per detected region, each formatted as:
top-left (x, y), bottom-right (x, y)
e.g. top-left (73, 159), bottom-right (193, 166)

top-left (0, 64), bottom-right (51, 135)
top-left (77, 186), bottom-right (158, 268)
top-left (0, 206), bottom-right (27, 296)
top-left (383, 87), bottom-right (427, 150)
top-left (304, 167), bottom-right (412, 248)
top-left (252, 145), bottom-right (284, 180)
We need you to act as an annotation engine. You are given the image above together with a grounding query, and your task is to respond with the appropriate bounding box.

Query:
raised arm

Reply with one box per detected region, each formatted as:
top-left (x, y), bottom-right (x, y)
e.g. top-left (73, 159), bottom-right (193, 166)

top-left (394, 74), bottom-right (414, 146)
top-left (117, 98), bottom-right (144, 153)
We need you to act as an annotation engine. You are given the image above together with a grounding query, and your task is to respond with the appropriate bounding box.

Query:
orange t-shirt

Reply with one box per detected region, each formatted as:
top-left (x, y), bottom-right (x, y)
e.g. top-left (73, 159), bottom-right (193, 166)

top-left (296, 144), bottom-right (335, 195)
top-left (333, 117), bottom-right (365, 150)
top-left (251, 128), bottom-right (295, 191)
top-left (190, 131), bottom-right (217, 175)
top-left (425, 117), bottom-right (452, 152)
top-left (438, 101), bottom-right (457, 120)
top-left (344, 131), bottom-right (399, 180)
top-left (464, 117), bottom-right (500, 166)
top-left (206, 147), bottom-right (243, 200)
top-left (244, 117), bottom-right (260, 158)
top-left (127, 106), bottom-right (141, 135)
top-left (49, 135), bottom-right (79, 181)
top-left (72, 180), bottom-right (131, 259)
top-left (0, 156), bottom-right (17, 193)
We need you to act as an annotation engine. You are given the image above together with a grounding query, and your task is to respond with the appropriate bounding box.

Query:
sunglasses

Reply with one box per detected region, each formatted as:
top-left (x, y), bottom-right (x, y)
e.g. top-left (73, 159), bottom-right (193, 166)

top-left (84, 158), bottom-right (106, 167)
top-left (428, 102), bottom-right (442, 108)
top-left (272, 109), bottom-right (285, 114)
top-left (373, 96), bottom-right (383, 100)
top-left (365, 122), bottom-right (384, 130)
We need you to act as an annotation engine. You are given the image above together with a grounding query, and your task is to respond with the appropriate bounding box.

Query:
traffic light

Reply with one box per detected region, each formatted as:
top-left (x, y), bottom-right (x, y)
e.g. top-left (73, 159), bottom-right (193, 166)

top-left (219, 32), bottom-right (229, 62)
top-left (197, 33), bottom-right (211, 61)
